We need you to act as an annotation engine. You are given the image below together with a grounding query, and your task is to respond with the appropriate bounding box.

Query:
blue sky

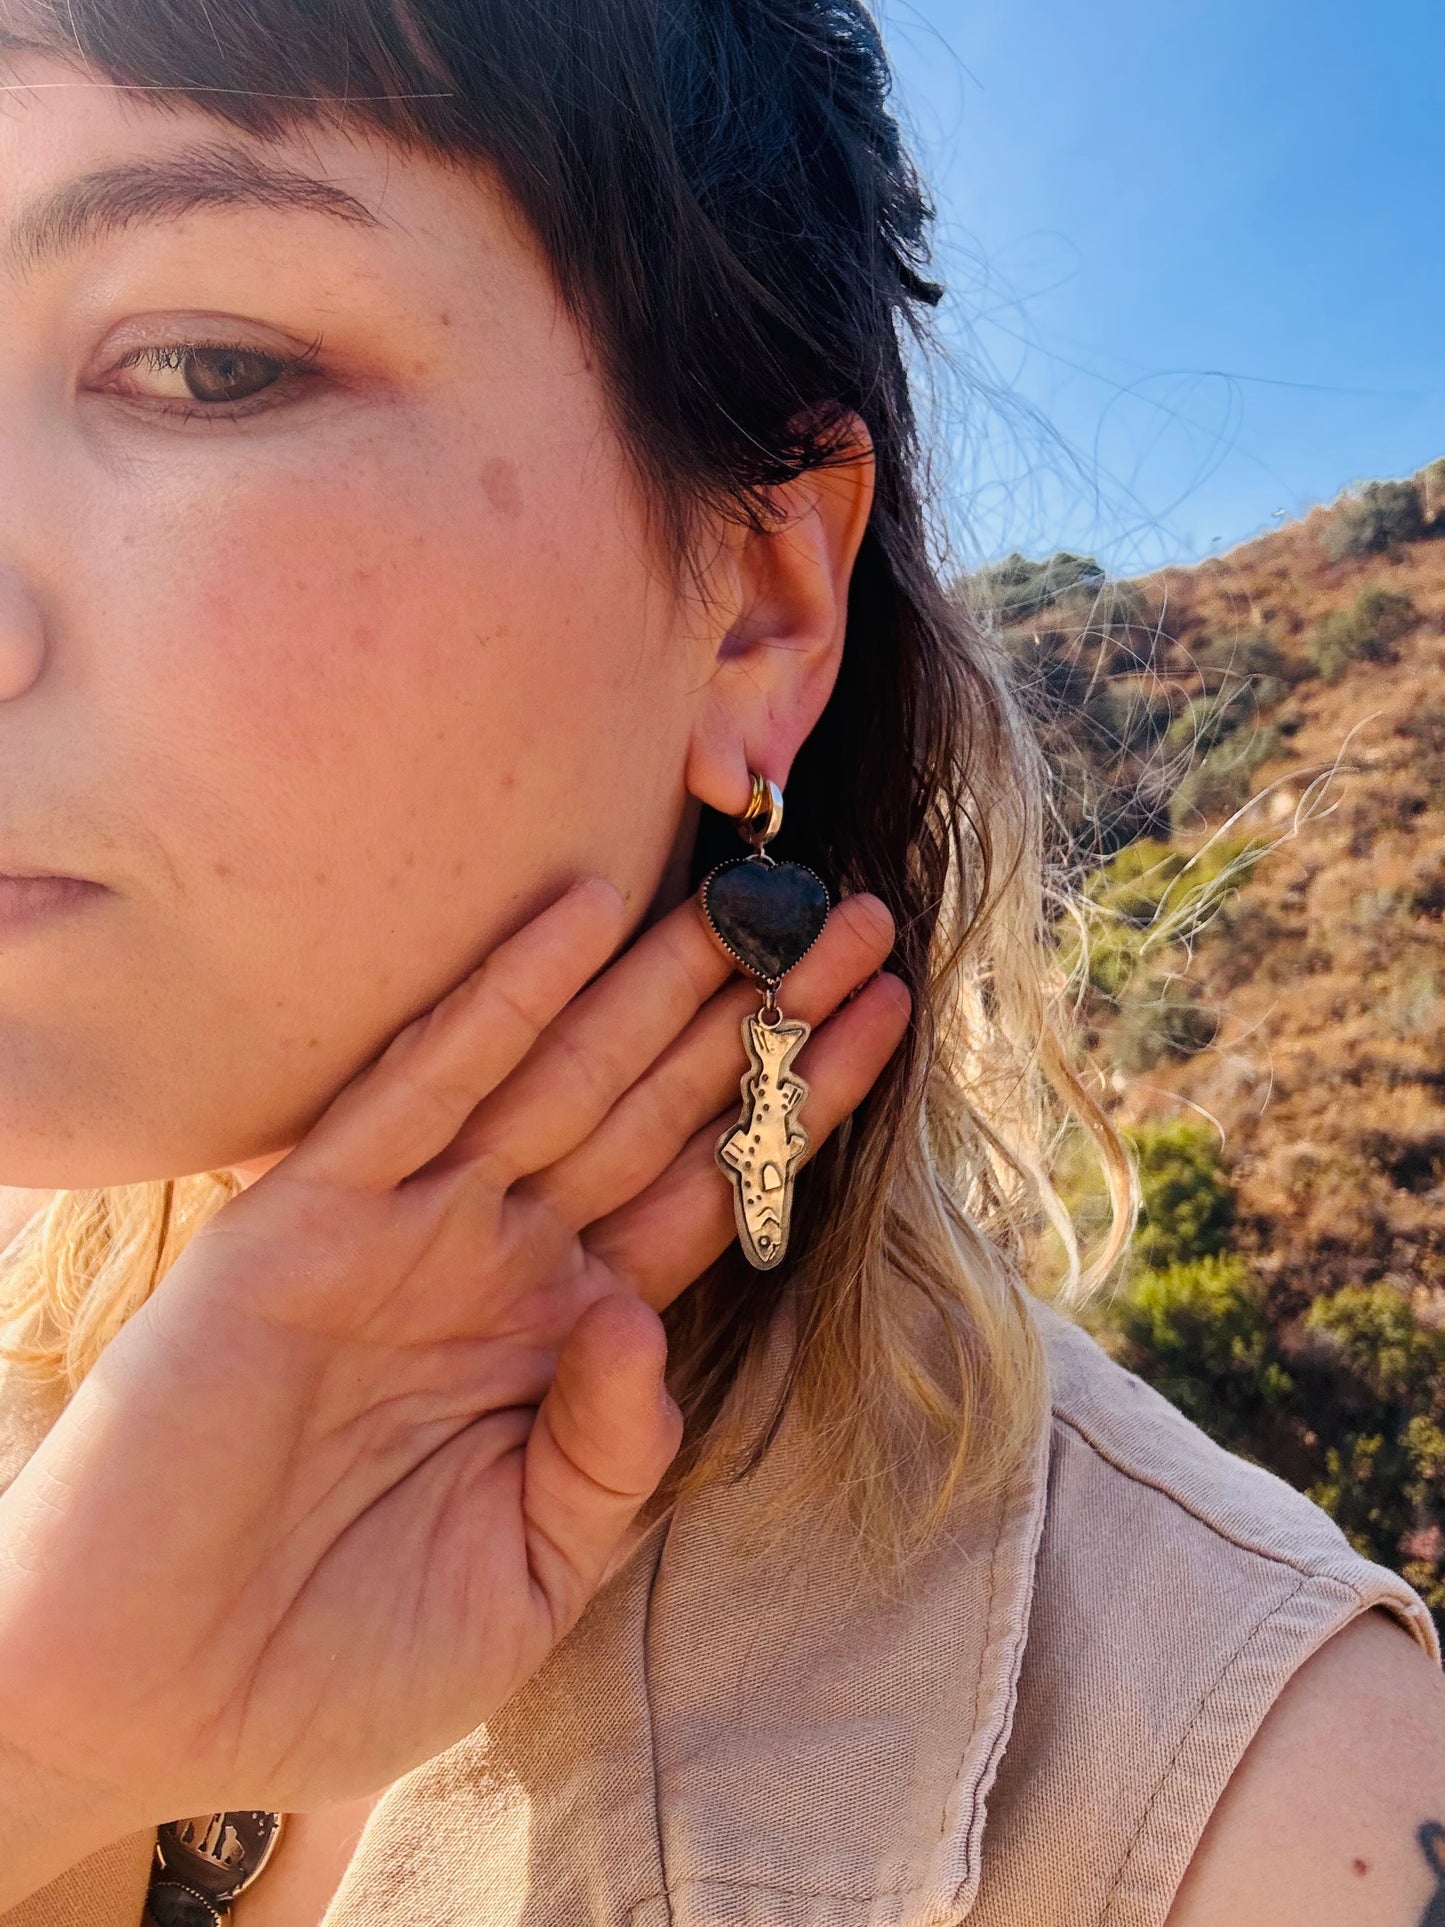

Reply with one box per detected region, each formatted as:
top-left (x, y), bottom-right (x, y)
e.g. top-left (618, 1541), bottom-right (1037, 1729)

top-left (876, 0), bottom-right (1445, 573)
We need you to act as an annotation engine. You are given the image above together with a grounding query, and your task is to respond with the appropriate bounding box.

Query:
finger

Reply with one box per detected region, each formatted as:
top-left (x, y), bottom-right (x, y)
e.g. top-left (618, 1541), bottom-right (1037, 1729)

top-left (425, 885), bottom-right (744, 1186)
top-left (529, 891), bottom-right (897, 1229)
top-left (583, 970), bottom-right (912, 1307)
top-left (522, 1294), bottom-right (683, 1635)
top-left (287, 877), bottom-right (629, 1192)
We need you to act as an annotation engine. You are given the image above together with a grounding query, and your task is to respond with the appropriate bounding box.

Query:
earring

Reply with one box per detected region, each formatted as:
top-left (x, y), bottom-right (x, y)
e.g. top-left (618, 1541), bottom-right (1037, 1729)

top-left (696, 773), bottom-right (830, 1269)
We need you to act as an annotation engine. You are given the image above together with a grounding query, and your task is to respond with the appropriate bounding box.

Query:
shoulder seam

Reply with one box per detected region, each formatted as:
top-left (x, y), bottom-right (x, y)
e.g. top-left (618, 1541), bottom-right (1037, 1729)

top-left (1052, 1411), bottom-right (1371, 1591)
top-left (1099, 1570), bottom-right (1315, 1924)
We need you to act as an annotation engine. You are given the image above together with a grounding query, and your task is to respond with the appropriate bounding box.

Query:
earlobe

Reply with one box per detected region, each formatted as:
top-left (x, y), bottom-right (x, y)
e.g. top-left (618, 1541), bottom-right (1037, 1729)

top-left (685, 420), bottom-right (875, 818)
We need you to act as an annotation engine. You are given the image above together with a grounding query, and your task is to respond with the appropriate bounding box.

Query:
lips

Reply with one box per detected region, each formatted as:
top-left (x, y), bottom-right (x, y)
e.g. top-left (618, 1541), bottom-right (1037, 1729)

top-left (0, 872), bottom-right (106, 928)
top-left (0, 866), bottom-right (88, 881)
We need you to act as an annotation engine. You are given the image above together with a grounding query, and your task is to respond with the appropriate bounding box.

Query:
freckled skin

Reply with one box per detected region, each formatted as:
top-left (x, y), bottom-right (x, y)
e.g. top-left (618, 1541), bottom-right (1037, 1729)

top-left (0, 53), bottom-right (746, 1186)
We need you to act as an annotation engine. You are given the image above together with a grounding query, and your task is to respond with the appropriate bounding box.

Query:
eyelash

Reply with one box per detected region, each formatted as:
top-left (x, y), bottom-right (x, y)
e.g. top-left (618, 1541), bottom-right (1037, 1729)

top-left (107, 333), bottom-right (327, 424)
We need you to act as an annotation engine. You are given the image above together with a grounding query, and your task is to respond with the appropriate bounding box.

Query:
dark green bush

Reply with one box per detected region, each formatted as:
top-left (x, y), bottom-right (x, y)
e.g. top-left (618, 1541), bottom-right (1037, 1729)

top-left (1163, 686), bottom-right (1258, 760)
top-left (1321, 480), bottom-right (1425, 562)
top-left (1048, 576), bottom-right (1155, 641)
top-left (1125, 1119), bottom-right (1235, 1269)
top-left (1299, 1285), bottom-right (1445, 1616)
top-left (1396, 704), bottom-right (1445, 808)
top-left (1308, 587), bottom-right (1416, 682)
top-left (1088, 1139), bottom-right (1445, 1630)
top-left (1103, 1255), bottom-right (1292, 1456)
top-left (1192, 629), bottom-right (1291, 699)
top-left (970, 550), bottom-right (1106, 622)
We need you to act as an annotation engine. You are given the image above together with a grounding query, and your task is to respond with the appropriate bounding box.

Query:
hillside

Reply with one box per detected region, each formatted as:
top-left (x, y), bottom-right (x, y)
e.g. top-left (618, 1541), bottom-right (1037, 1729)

top-left (1131, 506), bottom-right (1444, 1300)
top-left (972, 466), bottom-right (1445, 1626)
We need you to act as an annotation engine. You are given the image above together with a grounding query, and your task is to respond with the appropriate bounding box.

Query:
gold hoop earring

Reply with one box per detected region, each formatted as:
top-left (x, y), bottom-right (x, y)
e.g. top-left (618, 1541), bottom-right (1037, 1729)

top-left (695, 771), bottom-right (829, 1269)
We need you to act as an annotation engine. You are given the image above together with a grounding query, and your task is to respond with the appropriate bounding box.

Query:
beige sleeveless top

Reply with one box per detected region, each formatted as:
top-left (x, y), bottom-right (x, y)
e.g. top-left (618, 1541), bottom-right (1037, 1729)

top-left (2, 1297), bottom-right (1437, 1927)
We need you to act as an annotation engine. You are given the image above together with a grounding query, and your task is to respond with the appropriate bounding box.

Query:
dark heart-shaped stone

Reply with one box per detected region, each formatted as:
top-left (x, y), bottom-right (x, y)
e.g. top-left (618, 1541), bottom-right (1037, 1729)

top-left (700, 857), bottom-right (830, 982)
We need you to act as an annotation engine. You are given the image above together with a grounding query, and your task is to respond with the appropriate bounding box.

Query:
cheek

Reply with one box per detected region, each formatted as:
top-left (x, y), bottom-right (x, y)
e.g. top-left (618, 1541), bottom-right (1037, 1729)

top-left (178, 458), bottom-right (630, 817)
top-left (41, 416), bottom-right (690, 1175)
top-left (127, 425), bottom-right (665, 916)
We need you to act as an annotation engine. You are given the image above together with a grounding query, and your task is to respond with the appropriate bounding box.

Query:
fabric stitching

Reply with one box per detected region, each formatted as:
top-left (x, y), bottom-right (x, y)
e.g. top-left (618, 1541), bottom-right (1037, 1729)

top-left (624, 1419), bottom-right (1049, 1918)
top-left (954, 1493), bottom-right (1004, 1840)
top-left (620, 1488), bottom-right (1021, 1914)
top-left (1053, 1412), bottom-right (1378, 1592)
top-left (641, 1509), bottom-right (679, 1927)
top-left (942, 1412), bottom-right (1053, 1919)
top-left (1098, 1572), bottom-right (1315, 1926)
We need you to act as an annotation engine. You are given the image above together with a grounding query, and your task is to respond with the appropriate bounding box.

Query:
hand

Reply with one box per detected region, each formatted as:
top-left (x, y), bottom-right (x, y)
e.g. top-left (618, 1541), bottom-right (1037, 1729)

top-left (0, 875), bottom-right (908, 1847)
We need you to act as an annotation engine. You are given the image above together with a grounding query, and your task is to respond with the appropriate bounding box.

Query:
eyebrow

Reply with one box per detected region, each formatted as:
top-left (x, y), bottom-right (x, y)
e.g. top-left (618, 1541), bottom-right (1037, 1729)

top-left (6, 139), bottom-right (383, 278)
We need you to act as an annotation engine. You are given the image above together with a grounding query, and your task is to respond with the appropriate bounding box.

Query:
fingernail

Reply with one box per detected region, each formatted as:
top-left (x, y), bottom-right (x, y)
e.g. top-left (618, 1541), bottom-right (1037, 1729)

top-left (879, 970), bottom-right (912, 1015)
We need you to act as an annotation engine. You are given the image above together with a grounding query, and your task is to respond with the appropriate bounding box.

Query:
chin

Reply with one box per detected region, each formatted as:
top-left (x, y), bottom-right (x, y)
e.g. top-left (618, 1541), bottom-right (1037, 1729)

top-left (0, 1116), bottom-right (243, 1192)
top-left (0, 1045), bottom-right (317, 1190)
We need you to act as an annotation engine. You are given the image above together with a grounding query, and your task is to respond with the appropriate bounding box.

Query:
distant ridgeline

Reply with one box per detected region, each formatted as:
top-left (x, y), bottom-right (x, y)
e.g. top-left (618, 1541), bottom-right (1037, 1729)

top-left (963, 461), bottom-right (1445, 1632)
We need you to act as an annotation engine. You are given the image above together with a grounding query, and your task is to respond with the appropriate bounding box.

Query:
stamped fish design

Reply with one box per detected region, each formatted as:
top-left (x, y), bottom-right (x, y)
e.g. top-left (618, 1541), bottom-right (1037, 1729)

top-left (715, 1009), bottom-right (812, 1270)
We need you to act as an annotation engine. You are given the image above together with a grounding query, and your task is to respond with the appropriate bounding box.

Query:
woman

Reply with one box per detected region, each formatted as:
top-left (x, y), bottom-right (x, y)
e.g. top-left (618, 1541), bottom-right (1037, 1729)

top-left (0, 2), bottom-right (1439, 1923)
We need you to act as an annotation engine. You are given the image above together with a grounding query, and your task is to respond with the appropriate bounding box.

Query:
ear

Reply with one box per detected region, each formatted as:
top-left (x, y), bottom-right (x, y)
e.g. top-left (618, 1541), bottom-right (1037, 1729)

top-left (684, 419), bottom-right (875, 818)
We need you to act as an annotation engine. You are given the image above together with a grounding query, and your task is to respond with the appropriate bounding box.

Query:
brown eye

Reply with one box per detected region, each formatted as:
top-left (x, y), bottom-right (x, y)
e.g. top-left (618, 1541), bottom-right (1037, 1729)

top-left (176, 345), bottom-right (282, 403)
top-left (111, 340), bottom-right (310, 411)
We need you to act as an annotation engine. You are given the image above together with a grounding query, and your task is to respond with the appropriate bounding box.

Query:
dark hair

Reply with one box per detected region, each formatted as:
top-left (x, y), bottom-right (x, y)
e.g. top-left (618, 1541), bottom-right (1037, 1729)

top-left (8, 0), bottom-right (1119, 1557)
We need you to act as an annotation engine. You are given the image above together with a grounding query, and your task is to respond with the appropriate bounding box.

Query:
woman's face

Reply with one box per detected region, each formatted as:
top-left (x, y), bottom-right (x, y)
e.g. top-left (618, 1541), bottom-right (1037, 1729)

top-left (0, 50), bottom-right (838, 1187)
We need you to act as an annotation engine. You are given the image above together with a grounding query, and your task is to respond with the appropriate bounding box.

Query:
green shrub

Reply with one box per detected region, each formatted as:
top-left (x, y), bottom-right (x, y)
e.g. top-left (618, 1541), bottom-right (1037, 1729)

top-left (1087, 835), bottom-right (1262, 926)
top-left (1126, 1119), bottom-right (1235, 1268)
top-left (1067, 836), bottom-right (1264, 999)
top-left (1112, 986), bottom-right (1218, 1072)
top-left (1086, 1141), bottom-right (1445, 1628)
top-left (1049, 576), bottom-right (1155, 640)
top-left (1307, 587), bottom-right (1416, 681)
top-left (1321, 480), bottom-right (1425, 562)
top-left (1305, 1283), bottom-right (1444, 1410)
top-left (1396, 704), bottom-right (1445, 808)
top-left (970, 550), bottom-right (1106, 622)
top-left (1065, 843), bottom-right (1176, 1000)
top-left (1086, 838), bottom-right (1183, 926)
top-left (1192, 629), bottom-right (1291, 698)
top-left (1398, 704), bottom-right (1445, 755)
top-left (1300, 1285), bottom-right (1445, 1612)
top-left (1103, 1255), bottom-right (1292, 1456)
top-left (1163, 686), bottom-right (1258, 760)
top-left (1167, 733), bottom-right (1277, 833)
top-left (1418, 457), bottom-right (1445, 520)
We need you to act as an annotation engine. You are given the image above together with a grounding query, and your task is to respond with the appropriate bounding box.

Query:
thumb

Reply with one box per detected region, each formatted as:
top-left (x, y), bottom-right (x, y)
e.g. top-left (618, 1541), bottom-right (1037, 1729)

top-left (523, 1294), bottom-right (682, 1633)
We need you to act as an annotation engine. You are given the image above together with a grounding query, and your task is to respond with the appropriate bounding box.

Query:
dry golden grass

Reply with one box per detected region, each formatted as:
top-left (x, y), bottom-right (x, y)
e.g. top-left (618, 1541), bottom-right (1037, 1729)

top-left (1113, 511), bottom-right (1445, 1302)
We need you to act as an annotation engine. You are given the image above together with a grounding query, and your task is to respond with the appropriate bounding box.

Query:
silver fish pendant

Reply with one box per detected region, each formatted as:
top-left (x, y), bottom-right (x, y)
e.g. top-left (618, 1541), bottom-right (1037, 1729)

top-left (714, 1007), bottom-right (812, 1270)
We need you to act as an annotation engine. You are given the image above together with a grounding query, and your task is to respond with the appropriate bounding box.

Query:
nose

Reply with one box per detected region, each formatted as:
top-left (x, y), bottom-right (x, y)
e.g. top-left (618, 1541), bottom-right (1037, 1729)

top-left (0, 565), bottom-right (47, 700)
